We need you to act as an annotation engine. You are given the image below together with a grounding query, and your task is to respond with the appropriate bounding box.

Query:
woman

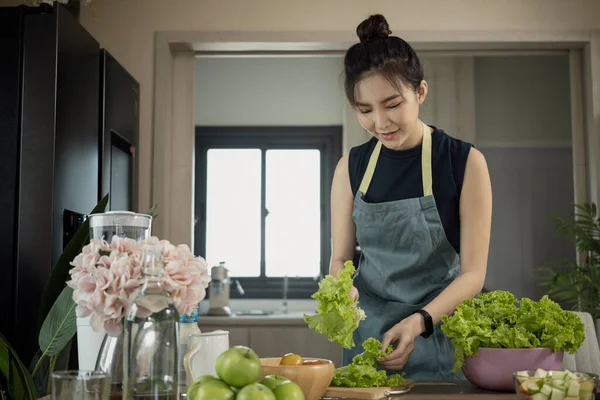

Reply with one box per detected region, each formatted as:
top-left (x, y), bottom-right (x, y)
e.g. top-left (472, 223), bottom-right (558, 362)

top-left (330, 14), bottom-right (492, 380)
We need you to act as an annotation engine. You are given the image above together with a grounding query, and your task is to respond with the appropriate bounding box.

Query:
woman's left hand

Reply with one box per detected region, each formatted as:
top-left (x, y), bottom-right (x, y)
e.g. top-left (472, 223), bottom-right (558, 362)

top-left (379, 314), bottom-right (423, 370)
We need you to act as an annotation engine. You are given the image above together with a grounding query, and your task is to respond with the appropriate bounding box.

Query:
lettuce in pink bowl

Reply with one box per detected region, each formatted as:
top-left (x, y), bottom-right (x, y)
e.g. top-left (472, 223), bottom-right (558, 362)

top-left (441, 290), bottom-right (585, 373)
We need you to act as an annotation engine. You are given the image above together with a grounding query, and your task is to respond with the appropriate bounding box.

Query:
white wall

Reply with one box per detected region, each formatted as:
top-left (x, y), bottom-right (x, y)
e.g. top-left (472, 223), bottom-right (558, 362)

top-left (195, 55), bottom-right (479, 154)
top-left (72, 0), bottom-right (600, 217)
top-left (195, 57), bottom-right (345, 127)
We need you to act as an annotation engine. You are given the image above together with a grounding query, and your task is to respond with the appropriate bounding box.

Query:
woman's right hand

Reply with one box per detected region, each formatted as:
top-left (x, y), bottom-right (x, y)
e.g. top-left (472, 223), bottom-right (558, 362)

top-left (349, 286), bottom-right (359, 302)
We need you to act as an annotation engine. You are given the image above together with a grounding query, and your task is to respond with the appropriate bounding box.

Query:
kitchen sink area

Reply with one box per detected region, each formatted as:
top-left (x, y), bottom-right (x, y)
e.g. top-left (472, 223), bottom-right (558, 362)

top-left (232, 310), bottom-right (316, 318)
top-left (234, 309), bottom-right (274, 316)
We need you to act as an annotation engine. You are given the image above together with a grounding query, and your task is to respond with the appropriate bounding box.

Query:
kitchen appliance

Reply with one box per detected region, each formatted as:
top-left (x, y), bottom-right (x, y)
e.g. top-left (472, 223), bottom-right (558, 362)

top-left (99, 49), bottom-right (139, 211)
top-left (207, 262), bottom-right (232, 316)
top-left (0, 2), bottom-right (140, 363)
top-left (0, 3), bottom-right (100, 362)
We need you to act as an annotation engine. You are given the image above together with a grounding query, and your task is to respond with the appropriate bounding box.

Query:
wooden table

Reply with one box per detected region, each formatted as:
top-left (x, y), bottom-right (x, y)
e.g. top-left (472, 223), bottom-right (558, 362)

top-left (39, 381), bottom-right (516, 399)
top-left (394, 380), bottom-right (515, 399)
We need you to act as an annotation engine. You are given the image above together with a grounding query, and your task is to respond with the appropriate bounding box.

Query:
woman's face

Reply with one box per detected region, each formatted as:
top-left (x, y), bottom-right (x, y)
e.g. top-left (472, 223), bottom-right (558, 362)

top-left (354, 73), bottom-right (428, 150)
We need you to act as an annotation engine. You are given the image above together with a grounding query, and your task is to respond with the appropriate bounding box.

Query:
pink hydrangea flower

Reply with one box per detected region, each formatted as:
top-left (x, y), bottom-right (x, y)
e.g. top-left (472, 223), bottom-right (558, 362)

top-left (67, 236), bottom-right (211, 336)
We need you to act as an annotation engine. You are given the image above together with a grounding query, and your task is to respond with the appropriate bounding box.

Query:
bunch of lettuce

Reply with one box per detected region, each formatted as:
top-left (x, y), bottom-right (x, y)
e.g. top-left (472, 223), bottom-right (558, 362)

top-left (304, 261), bottom-right (366, 349)
top-left (331, 338), bottom-right (406, 388)
top-left (441, 290), bottom-right (585, 373)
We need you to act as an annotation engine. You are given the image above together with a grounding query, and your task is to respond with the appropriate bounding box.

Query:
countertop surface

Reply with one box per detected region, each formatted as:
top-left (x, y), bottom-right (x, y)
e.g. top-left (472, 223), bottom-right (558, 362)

top-left (38, 381), bottom-right (518, 399)
top-left (198, 311), bottom-right (314, 326)
top-left (386, 380), bottom-right (515, 399)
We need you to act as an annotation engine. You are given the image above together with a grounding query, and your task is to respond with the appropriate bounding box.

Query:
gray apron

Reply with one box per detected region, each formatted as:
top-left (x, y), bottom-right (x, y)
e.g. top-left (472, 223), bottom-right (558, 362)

top-left (342, 122), bottom-right (465, 381)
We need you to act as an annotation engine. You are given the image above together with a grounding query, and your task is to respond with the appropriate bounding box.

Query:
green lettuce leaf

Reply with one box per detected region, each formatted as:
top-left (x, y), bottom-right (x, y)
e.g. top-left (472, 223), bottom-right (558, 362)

top-left (441, 290), bottom-right (585, 373)
top-left (304, 261), bottom-right (366, 349)
top-left (331, 338), bottom-right (406, 388)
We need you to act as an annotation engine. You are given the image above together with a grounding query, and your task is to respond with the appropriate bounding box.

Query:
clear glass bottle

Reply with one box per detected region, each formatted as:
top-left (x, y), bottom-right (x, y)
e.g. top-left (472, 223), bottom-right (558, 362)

top-left (123, 246), bottom-right (180, 400)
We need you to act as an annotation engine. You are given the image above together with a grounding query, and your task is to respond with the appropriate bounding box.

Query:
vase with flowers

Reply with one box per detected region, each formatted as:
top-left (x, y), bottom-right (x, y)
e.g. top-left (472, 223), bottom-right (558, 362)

top-left (67, 211), bottom-right (211, 394)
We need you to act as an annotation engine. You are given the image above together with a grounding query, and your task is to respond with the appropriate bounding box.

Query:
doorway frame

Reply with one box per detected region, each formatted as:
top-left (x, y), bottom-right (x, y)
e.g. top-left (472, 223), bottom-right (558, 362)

top-left (152, 30), bottom-right (600, 248)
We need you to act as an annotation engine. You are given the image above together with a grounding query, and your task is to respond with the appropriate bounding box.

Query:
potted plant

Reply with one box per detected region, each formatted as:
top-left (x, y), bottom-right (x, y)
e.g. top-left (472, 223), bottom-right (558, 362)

top-left (538, 202), bottom-right (600, 331)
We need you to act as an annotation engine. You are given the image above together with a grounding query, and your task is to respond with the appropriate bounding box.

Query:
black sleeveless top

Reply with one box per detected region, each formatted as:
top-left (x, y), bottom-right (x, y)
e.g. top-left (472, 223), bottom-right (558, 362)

top-left (348, 126), bottom-right (473, 253)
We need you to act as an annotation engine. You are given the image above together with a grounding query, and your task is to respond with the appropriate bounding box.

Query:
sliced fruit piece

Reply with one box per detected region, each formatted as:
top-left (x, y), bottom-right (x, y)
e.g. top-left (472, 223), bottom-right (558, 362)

top-left (532, 393), bottom-right (548, 400)
top-left (550, 387), bottom-right (565, 400)
top-left (551, 379), bottom-right (565, 388)
top-left (551, 371), bottom-right (567, 380)
top-left (526, 381), bottom-right (542, 394)
top-left (540, 384), bottom-right (552, 396)
top-left (534, 369), bottom-right (548, 378)
top-left (566, 380), bottom-right (580, 397)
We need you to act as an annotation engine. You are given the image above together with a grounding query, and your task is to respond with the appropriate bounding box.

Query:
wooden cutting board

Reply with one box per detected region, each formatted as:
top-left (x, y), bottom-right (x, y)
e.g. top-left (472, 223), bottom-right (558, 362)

top-left (323, 380), bottom-right (415, 399)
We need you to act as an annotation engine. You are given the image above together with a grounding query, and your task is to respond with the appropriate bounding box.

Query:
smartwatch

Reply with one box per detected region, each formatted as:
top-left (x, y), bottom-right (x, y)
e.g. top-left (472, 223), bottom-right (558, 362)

top-left (412, 309), bottom-right (433, 338)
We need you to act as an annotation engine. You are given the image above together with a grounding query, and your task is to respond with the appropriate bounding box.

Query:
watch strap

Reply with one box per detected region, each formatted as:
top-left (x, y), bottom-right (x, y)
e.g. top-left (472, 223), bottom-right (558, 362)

top-left (413, 309), bottom-right (433, 338)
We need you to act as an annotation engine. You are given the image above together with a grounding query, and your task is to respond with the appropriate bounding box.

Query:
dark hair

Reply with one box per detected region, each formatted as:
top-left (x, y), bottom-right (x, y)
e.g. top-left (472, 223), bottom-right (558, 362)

top-left (344, 14), bottom-right (424, 107)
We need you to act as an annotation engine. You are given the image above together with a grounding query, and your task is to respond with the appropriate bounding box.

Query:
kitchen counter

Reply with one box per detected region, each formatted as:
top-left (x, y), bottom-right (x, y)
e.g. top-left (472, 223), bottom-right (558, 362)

top-left (391, 380), bottom-right (514, 399)
top-left (198, 311), bottom-right (313, 326)
top-left (38, 381), bottom-right (516, 399)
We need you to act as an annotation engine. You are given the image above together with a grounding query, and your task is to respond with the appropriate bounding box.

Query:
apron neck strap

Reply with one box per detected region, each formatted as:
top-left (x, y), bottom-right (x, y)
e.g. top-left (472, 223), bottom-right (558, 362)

top-left (358, 121), bottom-right (433, 197)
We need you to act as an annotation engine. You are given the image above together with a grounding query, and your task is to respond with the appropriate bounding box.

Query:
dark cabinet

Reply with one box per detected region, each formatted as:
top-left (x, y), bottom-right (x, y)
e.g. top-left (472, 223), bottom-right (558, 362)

top-left (0, 2), bottom-right (139, 362)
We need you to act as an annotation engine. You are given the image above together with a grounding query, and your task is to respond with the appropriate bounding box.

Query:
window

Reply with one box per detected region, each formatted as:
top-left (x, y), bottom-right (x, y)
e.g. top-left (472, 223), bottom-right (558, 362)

top-left (194, 127), bottom-right (342, 298)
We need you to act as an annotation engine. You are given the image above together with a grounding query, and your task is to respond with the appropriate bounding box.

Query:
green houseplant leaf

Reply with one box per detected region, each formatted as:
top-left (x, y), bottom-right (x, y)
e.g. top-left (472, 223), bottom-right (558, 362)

top-left (36, 287), bottom-right (76, 370)
top-left (0, 332), bottom-right (37, 400)
top-left (37, 193), bottom-right (110, 331)
top-left (539, 202), bottom-right (600, 319)
top-left (29, 340), bottom-right (71, 397)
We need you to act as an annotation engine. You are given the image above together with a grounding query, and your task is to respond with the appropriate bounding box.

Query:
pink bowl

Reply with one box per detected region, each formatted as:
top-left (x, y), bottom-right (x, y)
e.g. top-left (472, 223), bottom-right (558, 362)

top-left (462, 348), bottom-right (564, 391)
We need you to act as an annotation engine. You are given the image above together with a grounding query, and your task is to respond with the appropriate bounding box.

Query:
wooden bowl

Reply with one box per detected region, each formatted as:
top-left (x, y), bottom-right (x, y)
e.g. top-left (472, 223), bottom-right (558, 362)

top-left (259, 357), bottom-right (335, 400)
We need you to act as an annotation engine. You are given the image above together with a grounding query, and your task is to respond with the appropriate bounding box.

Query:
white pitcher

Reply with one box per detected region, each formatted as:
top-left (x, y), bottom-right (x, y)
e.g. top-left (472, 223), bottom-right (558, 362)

top-left (184, 330), bottom-right (230, 385)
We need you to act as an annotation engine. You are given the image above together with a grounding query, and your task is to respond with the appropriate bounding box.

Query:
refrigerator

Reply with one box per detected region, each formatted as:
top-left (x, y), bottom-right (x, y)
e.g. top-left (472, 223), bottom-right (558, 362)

top-left (100, 49), bottom-right (139, 212)
top-left (0, 3), bottom-right (138, 363)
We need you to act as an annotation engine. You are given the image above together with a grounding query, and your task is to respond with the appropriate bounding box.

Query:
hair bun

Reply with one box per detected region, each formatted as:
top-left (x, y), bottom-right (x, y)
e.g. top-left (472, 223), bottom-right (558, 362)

top-left (356, 14), bottom-right (392, 43)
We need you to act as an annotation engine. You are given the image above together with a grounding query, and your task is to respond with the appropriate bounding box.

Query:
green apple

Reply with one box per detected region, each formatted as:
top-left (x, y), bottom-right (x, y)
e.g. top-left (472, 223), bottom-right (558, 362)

top-left (271, 380), bottom-right (305, 400)
top-left (187, 374), bottom-right (219, 398)
top-left (193, 375), bottom-right (218, 385)
top-left (215, 345), bottom-right (261, 388)
top-left (260, 375), bottom-right (290, 390)
top-left (187, 379), bottom-right (235, 400)
top-left (236, 383), bottom-right (276, 400)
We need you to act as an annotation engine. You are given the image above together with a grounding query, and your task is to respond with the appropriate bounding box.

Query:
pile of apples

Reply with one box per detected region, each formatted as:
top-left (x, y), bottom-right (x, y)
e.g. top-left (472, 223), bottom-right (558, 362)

top-left (187, 345), bottom-right (305, 400)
